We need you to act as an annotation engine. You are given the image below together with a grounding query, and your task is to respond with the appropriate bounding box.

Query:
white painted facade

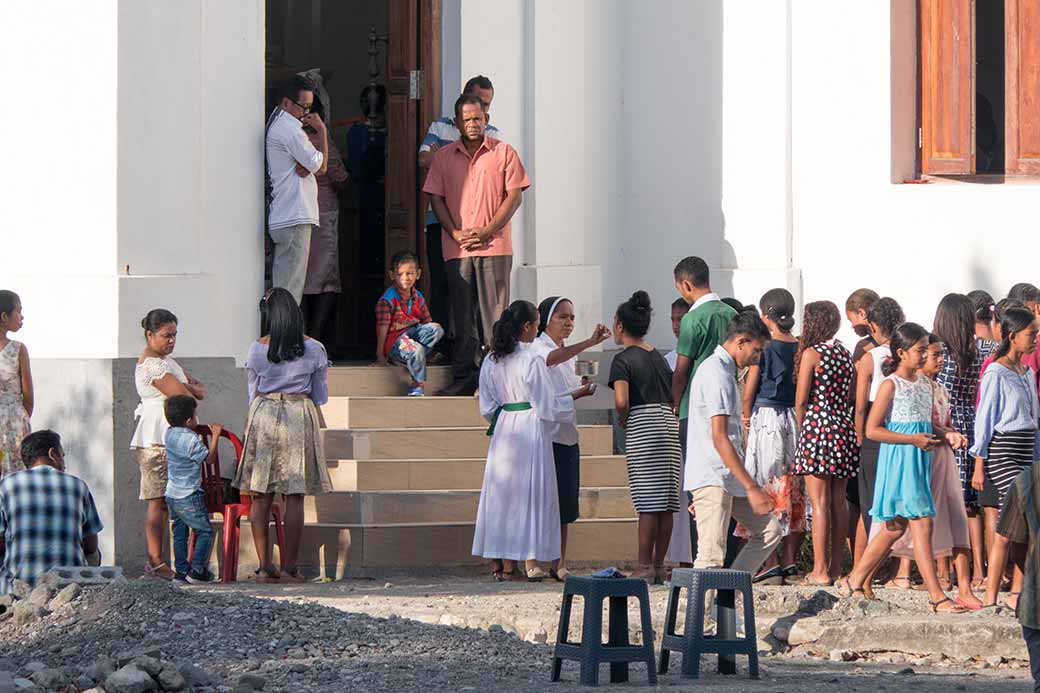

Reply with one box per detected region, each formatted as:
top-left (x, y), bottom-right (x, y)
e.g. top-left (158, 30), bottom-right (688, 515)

top-left (3, 0), bottom-right (1040, 564)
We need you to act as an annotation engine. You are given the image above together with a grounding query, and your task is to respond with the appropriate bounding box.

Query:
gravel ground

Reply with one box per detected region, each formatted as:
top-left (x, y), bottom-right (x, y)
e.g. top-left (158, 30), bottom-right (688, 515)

top-left (0, 576), bottom-right (1033, 692)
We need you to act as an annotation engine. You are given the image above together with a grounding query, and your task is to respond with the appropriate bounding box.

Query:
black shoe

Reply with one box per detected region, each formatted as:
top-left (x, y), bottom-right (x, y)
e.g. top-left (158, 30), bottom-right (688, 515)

top-left (186, 568), bottom-right (213, 584)
top-left (173, 573), bottom-right (188, 583)
top-left (436, 377), bottom-right (477, 397)
top-left (753, 566), bottom-right (785, 585)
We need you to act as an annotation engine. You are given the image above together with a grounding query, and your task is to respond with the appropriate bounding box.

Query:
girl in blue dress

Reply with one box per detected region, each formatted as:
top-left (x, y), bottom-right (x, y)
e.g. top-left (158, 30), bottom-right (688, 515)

top-left (839, 322), bottom-right (967, 613)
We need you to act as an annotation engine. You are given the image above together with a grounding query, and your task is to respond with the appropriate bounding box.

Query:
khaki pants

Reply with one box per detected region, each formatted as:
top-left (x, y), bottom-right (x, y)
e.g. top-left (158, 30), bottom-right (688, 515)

top-left (691, 486), bottom-right (781, 573)
top-left (270, 223), bottom-right (313, 305)
top-left (446, 255), bottom-right (512, 383)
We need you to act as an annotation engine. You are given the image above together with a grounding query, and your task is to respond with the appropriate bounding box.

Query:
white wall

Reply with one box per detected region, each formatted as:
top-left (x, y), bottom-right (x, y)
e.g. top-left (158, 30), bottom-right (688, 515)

top-left (792, 1), bottom-right (1040, 340)
top-left (117, 0), bottom-right (264, 361)
top-left (0, 1), bottom-right (120, 358)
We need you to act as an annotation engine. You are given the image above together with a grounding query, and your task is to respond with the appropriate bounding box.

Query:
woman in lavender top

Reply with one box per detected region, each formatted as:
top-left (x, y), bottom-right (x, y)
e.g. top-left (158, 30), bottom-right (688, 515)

top-left (233, 288), bottom-right (333, 582)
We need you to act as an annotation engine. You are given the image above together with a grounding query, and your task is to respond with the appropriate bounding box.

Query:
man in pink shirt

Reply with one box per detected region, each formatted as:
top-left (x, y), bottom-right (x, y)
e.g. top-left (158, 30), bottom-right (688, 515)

top-left (423, 93), bottom-right (531, 395)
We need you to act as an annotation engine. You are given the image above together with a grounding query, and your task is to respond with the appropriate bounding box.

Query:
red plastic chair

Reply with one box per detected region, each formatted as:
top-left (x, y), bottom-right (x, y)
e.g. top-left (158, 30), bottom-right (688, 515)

top-left (190, 426), bottom-right (286, 582)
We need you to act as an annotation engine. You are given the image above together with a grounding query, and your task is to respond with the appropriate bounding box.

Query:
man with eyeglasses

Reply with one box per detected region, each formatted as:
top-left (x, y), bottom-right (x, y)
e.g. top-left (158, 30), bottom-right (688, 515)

top-left (266, 75), bottom-right (329, 305)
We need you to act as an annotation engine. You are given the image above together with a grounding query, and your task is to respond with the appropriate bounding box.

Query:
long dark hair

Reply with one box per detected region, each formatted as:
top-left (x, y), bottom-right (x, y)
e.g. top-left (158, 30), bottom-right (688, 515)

top-left (263, 288), bottom-right (306, 364)
top-left (932, 293), bottom-right (976, 374)
top-left (994, 307), bottom-right (1036, 360)
top-left (491, 300), bottom-right (538, 361)
top-left (759, 288), bottom-right (796, 333)
top-left (616, 291), bottom-right (653, 338)
top-left (883, 322), bottom-right (930, 376)
top-left (795, 301), bottom-right (840, 378)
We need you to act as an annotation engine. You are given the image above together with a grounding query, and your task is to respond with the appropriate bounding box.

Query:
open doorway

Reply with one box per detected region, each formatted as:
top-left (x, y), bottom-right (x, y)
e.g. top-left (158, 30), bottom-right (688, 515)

top-left (976, 0), bottom-right (1005, 174)
top-left (264, 0), bottom-right (441, 360)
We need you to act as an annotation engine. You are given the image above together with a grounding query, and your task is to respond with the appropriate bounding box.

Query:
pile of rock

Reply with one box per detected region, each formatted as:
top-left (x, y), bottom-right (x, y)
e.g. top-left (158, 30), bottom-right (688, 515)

top-left (1, 573), bottom-right (92, 630)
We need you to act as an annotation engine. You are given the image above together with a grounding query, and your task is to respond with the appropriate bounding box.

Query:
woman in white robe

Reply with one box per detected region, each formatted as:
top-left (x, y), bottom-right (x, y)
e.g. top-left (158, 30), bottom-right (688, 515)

top-left (472, 300), bottom-right (575, 581)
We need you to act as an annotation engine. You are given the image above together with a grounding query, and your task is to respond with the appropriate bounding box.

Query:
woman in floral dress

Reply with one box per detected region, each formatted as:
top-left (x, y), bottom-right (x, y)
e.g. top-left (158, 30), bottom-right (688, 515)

top-left (0, 291), bottom-right (32, 477)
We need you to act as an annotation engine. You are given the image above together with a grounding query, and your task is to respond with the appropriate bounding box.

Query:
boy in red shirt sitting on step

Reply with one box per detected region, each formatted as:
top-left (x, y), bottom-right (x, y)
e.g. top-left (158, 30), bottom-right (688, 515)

top-left (374, 251), bottom-right (444, 396)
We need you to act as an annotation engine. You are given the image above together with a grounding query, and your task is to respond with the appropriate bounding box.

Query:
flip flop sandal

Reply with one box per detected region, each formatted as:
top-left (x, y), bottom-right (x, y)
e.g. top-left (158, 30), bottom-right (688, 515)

top-left (143, 562), bottom-right (174, 581)
top-left (885, 576), bottom-right (915, 590)
top-left (836, 577), bottom-right (865, 599)
top-left (929, 597), bottom-right (967, 613)
top-left (798, 576), bottom-right (834, 587)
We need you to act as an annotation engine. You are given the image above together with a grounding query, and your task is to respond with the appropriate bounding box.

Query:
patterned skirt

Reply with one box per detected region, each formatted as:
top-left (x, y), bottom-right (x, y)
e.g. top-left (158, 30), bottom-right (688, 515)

top-left (233, 393), bottom-right (332, 496)
top-left (0, 393), bottom-right (29, 478)
top-left (624, 403), bottom-right (681, 513)
top-left (978, 429), bottom-right (1035, 508)
top-left (736, 407), bottom-right (807, 537)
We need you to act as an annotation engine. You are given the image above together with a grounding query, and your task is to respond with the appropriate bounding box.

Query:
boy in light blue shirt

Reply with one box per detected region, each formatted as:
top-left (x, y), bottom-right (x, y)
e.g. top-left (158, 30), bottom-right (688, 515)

top-left (163, 395), bottom-right (221, 583)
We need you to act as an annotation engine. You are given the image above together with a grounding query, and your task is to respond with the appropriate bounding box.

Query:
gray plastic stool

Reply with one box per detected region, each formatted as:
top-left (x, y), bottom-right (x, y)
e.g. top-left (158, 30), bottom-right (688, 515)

top-left (550, 576), bottom-right (657, 686)
top-left (659, 568), bottom-right (759, 678)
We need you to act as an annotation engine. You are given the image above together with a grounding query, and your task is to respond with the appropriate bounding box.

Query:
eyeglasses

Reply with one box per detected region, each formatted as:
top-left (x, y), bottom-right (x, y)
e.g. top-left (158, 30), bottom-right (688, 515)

top-left (291, 99), bottom-right (313, 113)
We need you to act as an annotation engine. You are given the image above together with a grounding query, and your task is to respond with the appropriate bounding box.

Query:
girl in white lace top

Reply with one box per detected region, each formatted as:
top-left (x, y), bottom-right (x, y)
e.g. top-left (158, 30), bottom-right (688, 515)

top-left (130, 309), bottom-right (206, 580)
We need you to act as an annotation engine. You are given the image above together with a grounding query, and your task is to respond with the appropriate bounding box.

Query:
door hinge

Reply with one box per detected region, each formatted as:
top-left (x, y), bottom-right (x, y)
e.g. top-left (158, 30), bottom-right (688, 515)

top-left (409, 70), bottom-right (423, 100)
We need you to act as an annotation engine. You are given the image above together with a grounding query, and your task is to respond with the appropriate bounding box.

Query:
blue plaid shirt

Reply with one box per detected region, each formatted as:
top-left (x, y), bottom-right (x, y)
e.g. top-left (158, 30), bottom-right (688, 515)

top-left (0, 465), bottom-right (103, 594)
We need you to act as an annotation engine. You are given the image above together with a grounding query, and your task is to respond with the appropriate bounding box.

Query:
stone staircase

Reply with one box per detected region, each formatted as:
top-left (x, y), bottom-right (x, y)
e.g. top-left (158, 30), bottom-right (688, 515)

top-left (216, 365), bottom-right (637, 578)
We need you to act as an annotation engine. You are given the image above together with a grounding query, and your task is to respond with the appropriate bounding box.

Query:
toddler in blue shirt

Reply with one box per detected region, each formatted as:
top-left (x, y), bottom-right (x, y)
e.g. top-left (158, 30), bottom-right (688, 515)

top-left (163, 395), bottom-right (221, 583)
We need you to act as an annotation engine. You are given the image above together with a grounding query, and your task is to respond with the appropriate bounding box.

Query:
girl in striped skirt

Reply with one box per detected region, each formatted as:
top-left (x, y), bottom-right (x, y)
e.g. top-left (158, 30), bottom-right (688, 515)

top-left (972, 306), bottom-right (1040, 609)
top-left (608, 291), bottom-right (682, 583)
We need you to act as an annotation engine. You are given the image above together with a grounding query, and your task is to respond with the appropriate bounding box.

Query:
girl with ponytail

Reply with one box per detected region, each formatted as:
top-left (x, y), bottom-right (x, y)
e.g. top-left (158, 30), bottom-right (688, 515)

top-left (473, 300), bottom-right (575, 581)
top-left (841, 322), bottom-right (967, 613)
top-left (791, 301), bottom-right (859, 586)
top-left (970, 306), bottom-right (1040, 609)
top-left (739, 288), bottom-right (806, 584)
top-left (608, 291), bottom-right (683, 582)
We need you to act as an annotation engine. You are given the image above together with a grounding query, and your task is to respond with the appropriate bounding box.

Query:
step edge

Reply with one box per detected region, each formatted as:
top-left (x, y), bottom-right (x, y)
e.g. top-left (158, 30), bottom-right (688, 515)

top-left (212, 517), bottom-right (638, 529)
top-left (327, 455), bottom-right (625, 463)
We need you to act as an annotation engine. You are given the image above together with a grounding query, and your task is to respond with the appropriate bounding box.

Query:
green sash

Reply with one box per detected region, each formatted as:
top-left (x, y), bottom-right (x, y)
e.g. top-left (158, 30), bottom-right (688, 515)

top-left (486, 402), bottom-right (533, 436)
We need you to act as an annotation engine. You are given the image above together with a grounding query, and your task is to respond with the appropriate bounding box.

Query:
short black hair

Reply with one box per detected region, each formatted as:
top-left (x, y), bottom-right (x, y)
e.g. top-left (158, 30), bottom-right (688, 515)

top-left (671, 297), bottom-right (690, 312)
top-left (463, 75), bottom-right (494, 94)
top-left (21, 430), bottom-right (61, 467)
top-left (281, 75), bottom-right (315, 104)
top-left (725, 311), bottom-right (770, 343)
top-left (164, 395), bottom-right (198, 428)
top-left (673, 256), bottom-right (710, 288)
top-left (390, 250), bottom-right (419, 273)
top-left (1009, 282), bottom-right (1039, 305)
top-left (454, 93), bottom-right (486, 122)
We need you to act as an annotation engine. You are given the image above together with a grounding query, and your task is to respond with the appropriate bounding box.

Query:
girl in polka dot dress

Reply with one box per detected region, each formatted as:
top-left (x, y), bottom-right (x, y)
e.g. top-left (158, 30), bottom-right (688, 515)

top-left (793, 300), bottom-right (860, 585)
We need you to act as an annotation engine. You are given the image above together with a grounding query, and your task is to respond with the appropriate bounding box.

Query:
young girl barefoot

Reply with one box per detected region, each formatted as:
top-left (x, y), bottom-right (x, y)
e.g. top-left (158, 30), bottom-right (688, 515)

top-left (741, 289), bottom-right (806, 584)
top-left (792, 301), bottom-right (859, 587)
top-left (0, 291), bottom-right (32, 477)
top-left (839, 323), bottom-right (967, 613)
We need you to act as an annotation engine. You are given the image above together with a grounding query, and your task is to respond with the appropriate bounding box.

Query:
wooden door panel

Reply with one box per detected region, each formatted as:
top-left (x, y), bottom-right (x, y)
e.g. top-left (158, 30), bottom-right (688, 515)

top-left (921, 0), bottom-right (975, 174)
top-left (385, 0), bottom-right (419, 268)
top-left (1007, 0), bottom-right (1040, 174)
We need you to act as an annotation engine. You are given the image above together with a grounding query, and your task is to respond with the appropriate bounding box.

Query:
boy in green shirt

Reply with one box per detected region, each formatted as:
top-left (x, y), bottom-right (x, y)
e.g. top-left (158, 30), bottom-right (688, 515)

top-left (670, 256), bottom-right (737, 427)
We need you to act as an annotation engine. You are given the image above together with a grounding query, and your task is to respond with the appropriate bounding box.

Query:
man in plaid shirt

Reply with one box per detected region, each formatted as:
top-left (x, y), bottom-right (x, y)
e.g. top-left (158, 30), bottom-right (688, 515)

top-left (0, 430), bottom-right (103, 593)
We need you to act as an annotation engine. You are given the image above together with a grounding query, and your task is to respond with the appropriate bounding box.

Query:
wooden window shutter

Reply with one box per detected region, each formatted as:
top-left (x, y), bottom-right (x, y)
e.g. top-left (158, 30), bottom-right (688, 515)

top-left (1006, 0), bottom-right (1040, 174)
top-left (920, 0), bottom-right (975, 174)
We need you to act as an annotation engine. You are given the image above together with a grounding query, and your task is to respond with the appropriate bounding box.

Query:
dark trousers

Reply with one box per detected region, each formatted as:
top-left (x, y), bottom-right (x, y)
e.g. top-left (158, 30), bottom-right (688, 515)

top-left (425, 224), bottom-right (452, 356)
top-left (679, 418), bottom-right (741, 567)
top-left (1025, 626), bottom-right (1040, 692)
top-left (445, 255), bottom-right (512, 384)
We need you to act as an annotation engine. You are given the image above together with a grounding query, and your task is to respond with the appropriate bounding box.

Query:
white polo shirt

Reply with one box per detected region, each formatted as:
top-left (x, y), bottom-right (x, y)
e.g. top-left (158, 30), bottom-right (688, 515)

top-left (266, 109), bottom-right (324, 231)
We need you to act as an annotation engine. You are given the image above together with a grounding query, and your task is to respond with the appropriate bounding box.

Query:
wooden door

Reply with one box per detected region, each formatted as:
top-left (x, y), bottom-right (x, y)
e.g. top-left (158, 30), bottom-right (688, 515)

top-left (1006, 0), bottom-right (1040, 174)
top-left (385, 0), bottom-right (420, 269)
top-left (920, 0), bottom-right (976, 174)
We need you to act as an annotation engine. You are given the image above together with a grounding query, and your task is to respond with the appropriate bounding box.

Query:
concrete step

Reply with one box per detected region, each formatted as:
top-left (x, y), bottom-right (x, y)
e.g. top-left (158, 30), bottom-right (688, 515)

top-left (327, 366), bottom-right (453, 397)
top-left (210, 517), bottom-right (638, 578)
top-left (326, 455), bottom-right (629, 491)
top-left (322, 396), bottom-right (484, 429)
top-left (321, 425), bottom-right (613, 460)
top-left (303, 487), bottom-right (634, 524)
